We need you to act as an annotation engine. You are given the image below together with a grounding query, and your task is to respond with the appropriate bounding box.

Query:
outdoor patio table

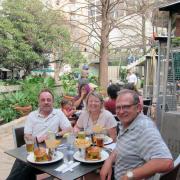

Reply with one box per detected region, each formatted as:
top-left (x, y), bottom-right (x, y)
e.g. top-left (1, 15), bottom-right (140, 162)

top-left (5, 139), bottom-right (106, 180)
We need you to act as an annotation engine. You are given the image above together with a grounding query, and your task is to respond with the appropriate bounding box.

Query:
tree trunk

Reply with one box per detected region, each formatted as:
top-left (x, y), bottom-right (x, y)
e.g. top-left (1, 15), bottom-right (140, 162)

top-left (99, 0), bottom-right (110, 88)
top-left (142, 14), bottom-right (146, 55)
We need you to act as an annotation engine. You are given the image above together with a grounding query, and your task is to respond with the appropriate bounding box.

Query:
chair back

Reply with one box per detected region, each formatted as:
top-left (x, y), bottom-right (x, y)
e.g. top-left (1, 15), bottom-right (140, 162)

top-left (159, 154), bottom-right (180, 180)
top-left (12, 126), bottom-right (25, 147)
top-left (160, 164), bottom-right (180, 180)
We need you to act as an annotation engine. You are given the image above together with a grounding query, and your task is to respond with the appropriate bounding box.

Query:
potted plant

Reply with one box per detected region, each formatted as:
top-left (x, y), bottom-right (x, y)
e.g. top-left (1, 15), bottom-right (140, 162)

top-left (60, 72), bottom-right (77, 99)
top-left (9, 91), bottom-right (32, 116)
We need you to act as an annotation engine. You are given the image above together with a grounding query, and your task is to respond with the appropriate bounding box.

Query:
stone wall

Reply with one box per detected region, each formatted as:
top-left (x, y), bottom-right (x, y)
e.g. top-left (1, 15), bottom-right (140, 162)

top-left (0, 116), bottom-right (26, 180)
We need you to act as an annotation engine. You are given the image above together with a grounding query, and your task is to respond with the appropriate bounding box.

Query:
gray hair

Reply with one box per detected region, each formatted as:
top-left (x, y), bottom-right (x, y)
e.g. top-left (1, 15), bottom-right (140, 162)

top-left (86, 91), bottom-right (104, 108)
top-left (117, 89), bottom-right (140, 104)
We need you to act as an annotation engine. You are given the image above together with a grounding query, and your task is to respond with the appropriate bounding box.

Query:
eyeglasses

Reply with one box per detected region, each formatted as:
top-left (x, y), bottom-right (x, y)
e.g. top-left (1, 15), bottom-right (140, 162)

top-left (116, 103), bottom-right (137, 111)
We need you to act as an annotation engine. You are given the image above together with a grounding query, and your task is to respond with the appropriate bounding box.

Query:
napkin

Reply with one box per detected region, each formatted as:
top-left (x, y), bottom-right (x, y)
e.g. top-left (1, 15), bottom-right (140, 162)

top-left (55, 161), bottom-right (73, 172)
top-left (62, 162), bottom-right (80, 173)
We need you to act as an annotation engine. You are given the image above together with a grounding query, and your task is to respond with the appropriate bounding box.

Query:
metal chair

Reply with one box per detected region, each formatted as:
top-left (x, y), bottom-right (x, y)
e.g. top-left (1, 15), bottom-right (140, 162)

top-left (12, 126), bottom-right (54, 180)
top-left (160, 164), bottom-right (180, 180)
top-left (154, 154), bottom-right (180, 180)
top-left (12, 126), bottom-right (25, 148)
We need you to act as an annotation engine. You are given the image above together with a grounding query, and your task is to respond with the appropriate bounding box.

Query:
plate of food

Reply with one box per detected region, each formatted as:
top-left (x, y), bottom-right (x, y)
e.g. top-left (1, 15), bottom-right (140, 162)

top-left (73, 146), bottom-right (109, 163)
top-left (27, 147), bottom-right (63, 164)
top-left (74, 138), bottom-right (91, 149)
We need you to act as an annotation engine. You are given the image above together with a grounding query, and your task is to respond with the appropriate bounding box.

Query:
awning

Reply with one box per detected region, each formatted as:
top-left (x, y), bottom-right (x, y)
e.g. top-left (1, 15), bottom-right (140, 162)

top-left (0, 68), bottom-right (11, 72)
top-left (31, 68), bottom-right (54, 73)
top-left (159, 1), bottom-right (180, 13)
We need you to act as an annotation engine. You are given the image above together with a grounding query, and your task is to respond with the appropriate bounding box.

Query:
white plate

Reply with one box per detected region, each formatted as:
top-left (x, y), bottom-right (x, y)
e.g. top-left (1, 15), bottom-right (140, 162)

top-left (73, 150), bottom-right (109, 163)
top-left (27, 151), bottom-right (64, 164)
top-left (103, 136), bottom-right (113, 145)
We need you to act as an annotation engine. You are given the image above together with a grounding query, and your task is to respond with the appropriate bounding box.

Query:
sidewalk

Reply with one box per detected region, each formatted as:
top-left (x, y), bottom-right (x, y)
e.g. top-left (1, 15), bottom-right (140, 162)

top-left (0, 117), bottom-right (26, 180)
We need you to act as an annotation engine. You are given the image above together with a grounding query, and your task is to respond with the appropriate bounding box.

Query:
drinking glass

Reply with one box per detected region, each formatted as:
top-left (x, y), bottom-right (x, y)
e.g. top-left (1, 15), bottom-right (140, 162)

top-left (24, 135), bottom-right (34, 153)
top-left (95, 134), bottom-right (104, 147)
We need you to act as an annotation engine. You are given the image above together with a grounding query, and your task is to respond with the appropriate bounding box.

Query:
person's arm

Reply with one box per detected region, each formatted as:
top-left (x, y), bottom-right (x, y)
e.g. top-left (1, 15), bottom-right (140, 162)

top-left (107, 127), bottom-right (117, 142)
top-left (120, 158), bottom-right (173, 180)
top-left (100, 150), bottom-right (117, 180)
top-left (73, 112), bottom-right (85, 133)
top-left (74, 96), bottom-right (84, 109)
top-left (57, 110), bottom-right (73, 136)
top-left (74, 89), bottom-right (87, 108)
top-left (62, 108), bottom-right (75, 118)
top-left (73, 123), bottom-right (81, 133)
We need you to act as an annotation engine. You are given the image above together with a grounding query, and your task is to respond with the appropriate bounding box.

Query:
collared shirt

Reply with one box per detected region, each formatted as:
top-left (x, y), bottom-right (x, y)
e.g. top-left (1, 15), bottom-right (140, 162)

top-left (24, 109), bottom-right (71, 138)
top-left (114, 113), bottom-right (172, 180)
top-left (77, 109), bottom-right (117, 134)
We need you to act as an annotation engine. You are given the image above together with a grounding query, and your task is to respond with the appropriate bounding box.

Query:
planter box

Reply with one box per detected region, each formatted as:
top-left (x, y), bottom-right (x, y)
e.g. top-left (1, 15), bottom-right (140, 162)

top-left (14, 105), bottom-right (32, 116)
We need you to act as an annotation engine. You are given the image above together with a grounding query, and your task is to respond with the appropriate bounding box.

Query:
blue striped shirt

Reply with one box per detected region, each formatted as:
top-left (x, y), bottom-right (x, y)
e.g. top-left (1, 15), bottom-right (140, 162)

top-left (114, 113), bottom-right (172, 180)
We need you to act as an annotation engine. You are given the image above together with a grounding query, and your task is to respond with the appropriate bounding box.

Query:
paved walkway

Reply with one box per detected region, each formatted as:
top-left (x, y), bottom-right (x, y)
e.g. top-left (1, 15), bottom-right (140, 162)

top-left (0, 116), bottom-right (26, 180)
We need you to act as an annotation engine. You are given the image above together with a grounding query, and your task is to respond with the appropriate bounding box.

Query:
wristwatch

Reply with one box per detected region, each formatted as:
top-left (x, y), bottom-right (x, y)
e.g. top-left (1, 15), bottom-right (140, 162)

top-left (126, 170), bottom-right (134, 179)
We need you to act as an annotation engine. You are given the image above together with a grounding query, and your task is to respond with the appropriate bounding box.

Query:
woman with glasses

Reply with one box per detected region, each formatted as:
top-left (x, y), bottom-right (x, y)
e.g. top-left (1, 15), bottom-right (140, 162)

top-left (74, 91), bottom-right (117, 141)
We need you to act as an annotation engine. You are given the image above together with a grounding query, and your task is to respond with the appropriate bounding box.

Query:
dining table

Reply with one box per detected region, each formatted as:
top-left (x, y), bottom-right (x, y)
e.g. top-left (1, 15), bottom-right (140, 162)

top-left (5, 137), bottom-right (113, 180)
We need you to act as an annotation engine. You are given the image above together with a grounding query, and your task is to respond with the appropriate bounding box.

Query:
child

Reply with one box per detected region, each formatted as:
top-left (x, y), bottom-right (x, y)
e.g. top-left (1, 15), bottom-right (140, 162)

top-left (61, 99), bottom-right (76, 118)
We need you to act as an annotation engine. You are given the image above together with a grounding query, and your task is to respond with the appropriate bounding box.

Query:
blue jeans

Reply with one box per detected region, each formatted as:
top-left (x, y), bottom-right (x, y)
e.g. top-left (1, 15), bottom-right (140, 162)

top-left (6, 159), bottom-right (42, 180)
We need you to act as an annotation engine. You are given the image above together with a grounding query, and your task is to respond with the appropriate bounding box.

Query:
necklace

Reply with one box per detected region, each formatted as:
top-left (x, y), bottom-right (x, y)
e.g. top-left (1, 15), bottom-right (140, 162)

top-left (91, 112), bottom-right (100, 125)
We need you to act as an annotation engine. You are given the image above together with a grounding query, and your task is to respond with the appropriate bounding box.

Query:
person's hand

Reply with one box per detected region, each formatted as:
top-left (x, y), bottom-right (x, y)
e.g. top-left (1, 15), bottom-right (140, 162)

top-left (81, 88), bottom-right (87, 98)
top-left (37, 135), bottom-right (48, 143)
top-left (100, 159), bottom-right (113, 180)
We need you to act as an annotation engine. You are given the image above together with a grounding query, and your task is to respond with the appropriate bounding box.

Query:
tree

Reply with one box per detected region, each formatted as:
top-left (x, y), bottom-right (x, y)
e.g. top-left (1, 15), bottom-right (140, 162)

top-left (46, 0), bottom-right (159, 88)
top-left (0, 0), bottom-right (86, 78)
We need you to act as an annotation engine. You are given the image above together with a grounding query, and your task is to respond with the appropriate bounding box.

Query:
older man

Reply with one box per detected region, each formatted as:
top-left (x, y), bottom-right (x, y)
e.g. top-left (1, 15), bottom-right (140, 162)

top-left (7, 89), bottom-right (72, 180)
top-left (100, 89), bottom-right (173, 180)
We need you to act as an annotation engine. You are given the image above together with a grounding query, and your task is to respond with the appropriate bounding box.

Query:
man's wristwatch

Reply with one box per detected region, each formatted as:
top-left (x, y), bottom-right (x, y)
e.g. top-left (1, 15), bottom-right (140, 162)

top-left (126, 170), bottom-right (134, 179)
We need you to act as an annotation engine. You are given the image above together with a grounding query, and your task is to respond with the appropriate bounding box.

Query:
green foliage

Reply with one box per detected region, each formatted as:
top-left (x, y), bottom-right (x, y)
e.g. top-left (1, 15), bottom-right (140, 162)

top-left (0, 94), bottom-right (19, 122)
top-left (0, 0), bottom-right (81, 75)
top-left (0, 76), bottom-right (57, 122)
top-left (60, 72), bottom-right (78, 96)
top-left (119, 67), bottom-right (127, 82)
top-left (172, 37), bottom-right (180, 47)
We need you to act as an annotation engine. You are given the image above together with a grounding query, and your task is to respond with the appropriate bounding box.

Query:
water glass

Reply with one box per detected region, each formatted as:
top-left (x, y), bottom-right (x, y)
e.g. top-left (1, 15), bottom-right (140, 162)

top-left (63, 146), bottom-right (74, 163)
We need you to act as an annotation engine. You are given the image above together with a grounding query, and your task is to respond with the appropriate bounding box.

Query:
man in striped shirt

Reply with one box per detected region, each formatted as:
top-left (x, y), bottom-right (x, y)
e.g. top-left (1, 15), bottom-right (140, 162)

top-left (100, 89), bottom-right (173, 180)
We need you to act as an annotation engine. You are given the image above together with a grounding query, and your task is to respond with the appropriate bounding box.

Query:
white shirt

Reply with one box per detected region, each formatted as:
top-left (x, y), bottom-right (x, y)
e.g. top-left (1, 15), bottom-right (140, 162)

top-left (24, 109), bottom-right (71, 138)
top-left (126, 73), bottom-right (138, 85)
top-left (77, 109), bottom-right (117, 134)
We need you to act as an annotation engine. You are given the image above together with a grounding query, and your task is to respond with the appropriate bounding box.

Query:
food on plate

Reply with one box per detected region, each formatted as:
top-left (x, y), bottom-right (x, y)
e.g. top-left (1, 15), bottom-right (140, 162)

top-left (74, 138), bottom-right (91, 149)
top-left (34, 147), bottom-right (50, 162)
top-left (45, 139), bottom-right (61, 149)
top-left (77, 131), bottom-right (86, 139)
top-left (92, 124), bottom-right (104, 133)
top-left (63, 132), bottom-right (70, 138)
top-left (85, 146), bottom-right (101, 160)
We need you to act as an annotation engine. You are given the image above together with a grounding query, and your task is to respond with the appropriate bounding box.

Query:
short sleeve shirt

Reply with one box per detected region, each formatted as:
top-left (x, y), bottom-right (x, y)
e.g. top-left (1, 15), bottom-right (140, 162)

top-left (24, 109), bottom-right (71, 138)
top-left (114, 113), bottom-right (172, 180)
top-left (77, 109), bottom-right (117, 134)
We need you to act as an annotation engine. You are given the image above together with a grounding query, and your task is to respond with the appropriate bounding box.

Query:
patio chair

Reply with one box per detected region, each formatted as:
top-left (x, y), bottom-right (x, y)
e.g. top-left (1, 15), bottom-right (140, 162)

top-left (12, 126), bottom-right (55, 180)
top-left (154, 154), bottom-right (180, 180)
top-left (12, 126), bottom-right (25, 148)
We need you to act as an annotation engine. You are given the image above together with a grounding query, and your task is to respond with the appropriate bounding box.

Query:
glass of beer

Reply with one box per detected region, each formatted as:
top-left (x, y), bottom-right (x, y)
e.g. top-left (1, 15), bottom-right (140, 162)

top-left (24, 135), bottom-right (34, 153)
top-left (78, 131), bottom-right (86, 139)
top-left (95, 135), bottom-right (104, 147)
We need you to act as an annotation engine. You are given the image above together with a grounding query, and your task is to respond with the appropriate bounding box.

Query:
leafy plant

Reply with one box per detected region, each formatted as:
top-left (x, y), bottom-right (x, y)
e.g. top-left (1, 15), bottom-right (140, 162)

top-left (0, 75), bottom-right (57, 122)
top-left (172, 37), bottom-right (180, 47)
top-left (60, 72), bottom-right (78, 96)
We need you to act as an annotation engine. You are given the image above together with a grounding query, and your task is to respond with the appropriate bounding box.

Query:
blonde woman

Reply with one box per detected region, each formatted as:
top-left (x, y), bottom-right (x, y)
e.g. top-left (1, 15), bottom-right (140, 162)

top-left (74, 91), bottom-right (117, 141)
